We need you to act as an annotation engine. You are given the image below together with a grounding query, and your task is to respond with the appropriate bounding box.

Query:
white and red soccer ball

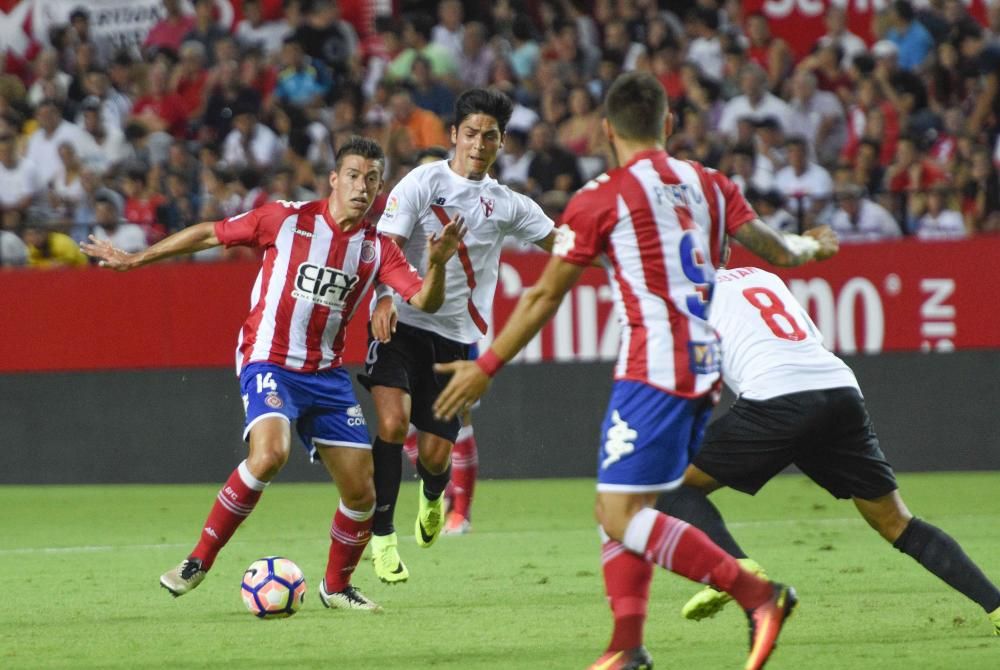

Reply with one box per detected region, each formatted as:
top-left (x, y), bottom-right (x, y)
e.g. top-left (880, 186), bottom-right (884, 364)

top-left (241, 556), bottom-right (306, 618)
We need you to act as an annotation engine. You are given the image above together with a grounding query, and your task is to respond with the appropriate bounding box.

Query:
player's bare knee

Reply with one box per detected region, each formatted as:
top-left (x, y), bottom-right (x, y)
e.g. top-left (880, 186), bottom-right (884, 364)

top-left (418, 447), bottom-right (451, 473)
top-left (417, 434), bottom-right (452, 472)
top-left (341, 486), bottom-right (376, 512)
top-left (377, 417), bottom-right (409, 444)
top-left (247, 444), bottom-right (289, 480)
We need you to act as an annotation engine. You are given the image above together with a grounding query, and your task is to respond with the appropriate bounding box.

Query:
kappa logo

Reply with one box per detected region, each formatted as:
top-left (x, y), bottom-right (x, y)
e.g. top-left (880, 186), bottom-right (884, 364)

top-left (360, 240), bottom-right (376, 263)
top-left (601, 411), bottom-right (638, 469)
top-left (291, 262), bottom-right (359, 309)
top-left (293, 227), bottom-right (313, 239)
top-left (480, 196), bottom-right (495, 217)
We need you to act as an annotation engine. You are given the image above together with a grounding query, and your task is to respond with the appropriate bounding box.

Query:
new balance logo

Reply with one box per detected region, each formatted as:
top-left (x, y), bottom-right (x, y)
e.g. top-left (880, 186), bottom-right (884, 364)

top-left (601, 411), bottom-right (638, 469)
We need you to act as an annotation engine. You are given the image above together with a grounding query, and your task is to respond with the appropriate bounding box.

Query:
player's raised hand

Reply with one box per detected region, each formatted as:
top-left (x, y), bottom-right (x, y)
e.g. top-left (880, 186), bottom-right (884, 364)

top-left (427, 214), bottom-right (466, 266)
top-left (80, 235), bottom-right (138, 271)
top-left (371, 295), bottom-right (398, 343)
top-left (433, 360), bottom-right (489, 421)
top-left (804, 225), bottom-right (839, 260)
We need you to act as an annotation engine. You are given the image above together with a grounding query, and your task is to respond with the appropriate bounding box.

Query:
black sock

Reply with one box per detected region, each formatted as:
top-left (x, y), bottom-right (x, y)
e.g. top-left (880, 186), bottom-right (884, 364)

top-left (657, 485), bottom-right (748, 559)
top-left (893, 517), bottom-right (1000, 612)
top-left (371, 438), bottom-right (403, 536)
top-left (416, 459), bottom-right (451, 501)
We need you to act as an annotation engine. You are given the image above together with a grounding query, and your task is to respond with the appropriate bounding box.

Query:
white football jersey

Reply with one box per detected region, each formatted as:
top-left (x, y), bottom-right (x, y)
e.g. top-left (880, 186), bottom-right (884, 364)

top-left (377, 160), bottom-right (554, 343)
top-left (711, 267), bottom-right (859, 400)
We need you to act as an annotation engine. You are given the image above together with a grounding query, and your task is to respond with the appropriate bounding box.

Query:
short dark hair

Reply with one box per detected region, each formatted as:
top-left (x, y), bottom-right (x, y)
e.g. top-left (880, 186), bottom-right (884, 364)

top-left (604, 72), bottom-right (668, 141)
top-left (784, 135), bottom-right (809, 150)
top-left (416, 146), bottom-right (450, 163)
top-left (335, 135), bottom-right (385, 167)
top-left (453, 88), bottom-right (514, 134)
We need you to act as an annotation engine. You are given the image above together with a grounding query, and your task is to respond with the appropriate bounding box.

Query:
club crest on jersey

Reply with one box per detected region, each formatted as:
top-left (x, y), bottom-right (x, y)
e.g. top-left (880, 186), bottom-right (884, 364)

top-left (360, 240), bottom-right (376, 263)
top-left (480, 196), bottom-right (495, 217)
top-left (434, 197), bottom-right (446, 205)
top-left (688, 341), bottom-right (721, 374)
top-left (265, 391), bottom-right (283, 409)
top-left (291, 262), bottom-right (359, 309)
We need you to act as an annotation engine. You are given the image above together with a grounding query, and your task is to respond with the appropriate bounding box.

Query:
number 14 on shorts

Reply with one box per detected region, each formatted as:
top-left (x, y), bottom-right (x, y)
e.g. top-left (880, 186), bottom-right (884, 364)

top-left (256, 372), bottom-right (278, 393)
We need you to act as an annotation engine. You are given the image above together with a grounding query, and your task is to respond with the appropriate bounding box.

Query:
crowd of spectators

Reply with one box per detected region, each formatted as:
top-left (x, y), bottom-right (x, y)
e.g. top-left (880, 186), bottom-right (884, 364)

top-left (1, 0), bottom-right (999, 268)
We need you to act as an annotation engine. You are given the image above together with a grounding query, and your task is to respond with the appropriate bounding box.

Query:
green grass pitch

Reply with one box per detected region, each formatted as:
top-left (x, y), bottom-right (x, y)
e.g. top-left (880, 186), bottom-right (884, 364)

top-left (1, 473), bottom-right (998, 669)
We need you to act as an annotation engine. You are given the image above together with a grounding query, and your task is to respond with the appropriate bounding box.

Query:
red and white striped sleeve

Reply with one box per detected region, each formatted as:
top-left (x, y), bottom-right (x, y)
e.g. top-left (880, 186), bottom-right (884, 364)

top-left (214, 201), bottom-right (290, 249)
top-left (375, 233), bottom-right (423, 302)
top-left (553, 185), bottom-right (610, 266)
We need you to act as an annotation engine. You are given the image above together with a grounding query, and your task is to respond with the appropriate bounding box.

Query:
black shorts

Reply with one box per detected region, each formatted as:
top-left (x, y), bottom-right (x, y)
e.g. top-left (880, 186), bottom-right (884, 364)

top-left (357, 322), bottom-right (471, 442)
top-left (693, 387), bottom-right (897, 500)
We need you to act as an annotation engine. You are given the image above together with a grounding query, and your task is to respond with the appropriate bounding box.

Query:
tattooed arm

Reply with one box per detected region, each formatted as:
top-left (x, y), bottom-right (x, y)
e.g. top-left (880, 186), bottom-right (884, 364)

top-left (731, 219), bottom-right (839, 267)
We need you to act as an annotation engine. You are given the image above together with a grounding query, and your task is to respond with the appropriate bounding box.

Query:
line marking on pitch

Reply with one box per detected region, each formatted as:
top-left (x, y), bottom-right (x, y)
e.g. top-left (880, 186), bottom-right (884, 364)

top-left (2, 512), bottom-right (987, 556)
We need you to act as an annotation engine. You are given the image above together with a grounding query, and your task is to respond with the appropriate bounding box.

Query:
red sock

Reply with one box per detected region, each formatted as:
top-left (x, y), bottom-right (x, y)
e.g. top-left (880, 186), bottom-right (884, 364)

top-left (450, 426), bottom-right (478, 519)
top-left (324, 502), bottom-right (373, 592)
top-left (602, 540), bottom-right (653, 652)
top-left (403, 427), bottom-right (419, 468)
top-left (629, 508), bottom-right (772, 610)
top-left (191, 460), bottom-right (265, 570)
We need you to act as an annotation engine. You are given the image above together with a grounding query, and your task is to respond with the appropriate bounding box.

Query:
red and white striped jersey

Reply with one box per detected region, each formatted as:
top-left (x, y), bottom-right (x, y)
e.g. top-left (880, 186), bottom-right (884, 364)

top-left (378, 160), bottom-right (554, 344)
top-left (711, 267), bottom-right (859, 400)
top-left (555, 149), bottom-right (755, 397)
top-left (215, 199), bottom-right (423, 374)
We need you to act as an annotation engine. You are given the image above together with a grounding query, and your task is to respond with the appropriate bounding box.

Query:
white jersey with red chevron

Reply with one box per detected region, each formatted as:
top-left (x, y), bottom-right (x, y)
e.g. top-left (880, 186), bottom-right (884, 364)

top-left (711, 267), bottom-right (859, 400)
top-left (556, 149), bottom-right (757, 397)
top-left (214, 199), bottom-right (423, 374)
top-left (377, 160), bottom-right (554, 344)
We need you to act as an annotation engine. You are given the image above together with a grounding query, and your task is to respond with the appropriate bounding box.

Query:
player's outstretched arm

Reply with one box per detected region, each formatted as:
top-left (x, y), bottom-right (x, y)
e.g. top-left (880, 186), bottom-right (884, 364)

top-left (433, 256), bottom-right (585, 420)
top-left (81, 222), bottom-right (222, 271)
top-left (408, 216), bottom-right (467, 313)
top-left (731, 219), bottom-right (839, 267)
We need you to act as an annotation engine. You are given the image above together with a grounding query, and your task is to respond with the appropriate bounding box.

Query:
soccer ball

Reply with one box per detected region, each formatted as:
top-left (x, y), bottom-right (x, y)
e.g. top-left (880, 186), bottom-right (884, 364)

top-left (241, 556), bottom-right (306, 618)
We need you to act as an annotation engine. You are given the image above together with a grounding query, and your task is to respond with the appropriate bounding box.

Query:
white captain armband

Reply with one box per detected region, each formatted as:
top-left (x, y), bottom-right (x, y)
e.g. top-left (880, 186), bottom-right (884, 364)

top-left (782, 233), bottom-right (821, 259)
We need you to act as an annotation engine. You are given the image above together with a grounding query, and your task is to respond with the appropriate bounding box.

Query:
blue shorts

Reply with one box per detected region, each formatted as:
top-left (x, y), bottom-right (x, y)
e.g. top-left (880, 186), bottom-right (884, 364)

top-left (240, 362), bottom-right (370, 461)
top-left (596, 381), bottom-right (714, 492)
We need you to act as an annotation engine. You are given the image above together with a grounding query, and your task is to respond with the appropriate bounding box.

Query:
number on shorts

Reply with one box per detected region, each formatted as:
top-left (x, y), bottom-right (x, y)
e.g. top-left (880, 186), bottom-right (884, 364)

top-left (255, 372), bottom-right (277, 393)
top-left (365, 340), bottom-right (379, 367)
top-left (741, 287), bottom-right (807, 341)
